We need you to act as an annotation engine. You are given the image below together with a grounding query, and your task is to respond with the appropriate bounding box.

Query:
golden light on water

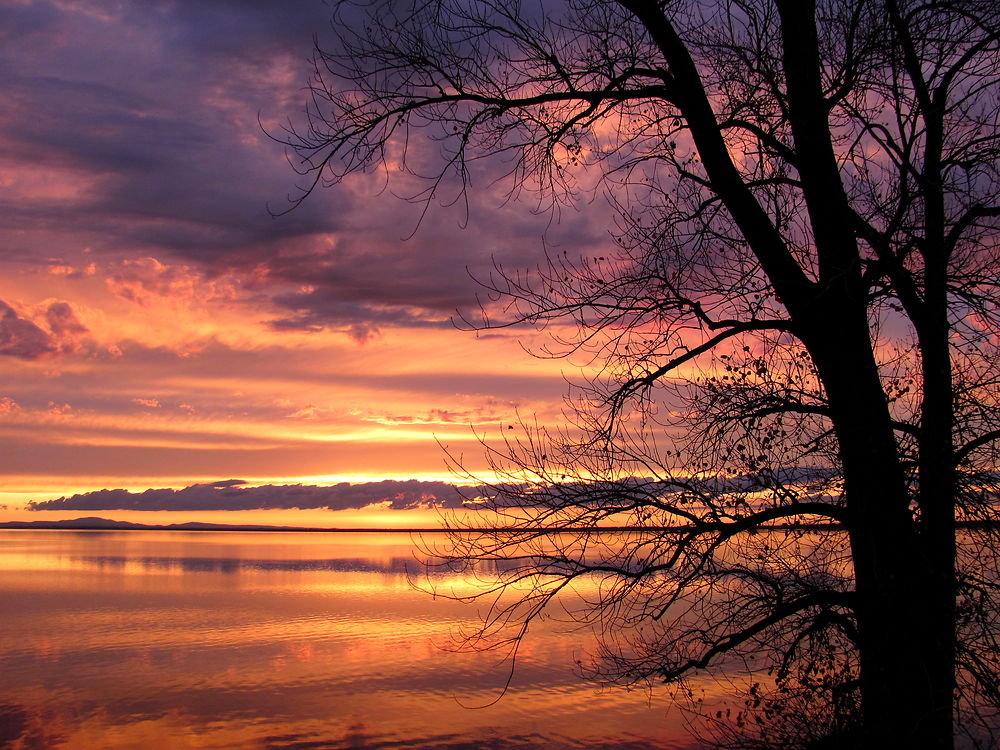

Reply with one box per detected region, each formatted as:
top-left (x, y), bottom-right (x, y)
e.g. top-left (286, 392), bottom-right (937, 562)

top-left (0, 530), bottom-right (701, 750)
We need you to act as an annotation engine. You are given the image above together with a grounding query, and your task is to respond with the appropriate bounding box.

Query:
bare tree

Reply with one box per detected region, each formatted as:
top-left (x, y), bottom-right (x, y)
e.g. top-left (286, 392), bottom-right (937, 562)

top-left (278, 1), bottom-right (1000, 748)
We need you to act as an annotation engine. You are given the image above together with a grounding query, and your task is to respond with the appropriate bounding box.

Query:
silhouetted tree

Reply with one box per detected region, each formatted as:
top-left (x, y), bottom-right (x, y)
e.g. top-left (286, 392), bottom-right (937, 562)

top-left (281, 2), bottom-right (1000, 748)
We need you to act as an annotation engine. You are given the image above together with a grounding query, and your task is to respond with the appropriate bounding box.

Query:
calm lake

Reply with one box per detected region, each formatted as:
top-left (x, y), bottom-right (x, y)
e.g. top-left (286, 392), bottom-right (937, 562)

top-left (0, 530), bottom-right (702, 750)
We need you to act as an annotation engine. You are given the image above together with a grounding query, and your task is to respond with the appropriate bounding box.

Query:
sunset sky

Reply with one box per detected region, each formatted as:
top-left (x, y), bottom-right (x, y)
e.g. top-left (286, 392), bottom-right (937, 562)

top-left (0, 0), bottom-right (616, 524)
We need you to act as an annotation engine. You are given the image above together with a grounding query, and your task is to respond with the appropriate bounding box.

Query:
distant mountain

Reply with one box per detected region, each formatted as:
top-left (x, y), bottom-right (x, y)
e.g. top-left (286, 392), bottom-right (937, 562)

top-left (0, 517), bottom-right (455, 532)
top-left (0, 517), bottom-right (319, 532)
top-left (1, 517), bottom-right (148, 529)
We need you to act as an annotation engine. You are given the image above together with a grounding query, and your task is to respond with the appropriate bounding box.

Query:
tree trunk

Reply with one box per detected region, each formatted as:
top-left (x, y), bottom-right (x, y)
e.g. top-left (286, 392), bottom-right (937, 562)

top-left (850, 516), bottom-right (954, 750)
top-left (809, 313), bottom-right (956, 750)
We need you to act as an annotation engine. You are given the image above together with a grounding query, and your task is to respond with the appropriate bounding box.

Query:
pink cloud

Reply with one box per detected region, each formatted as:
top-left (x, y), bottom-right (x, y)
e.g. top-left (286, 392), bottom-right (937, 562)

top-left (46, 301), bottom-right (89, 353)
top-left (46, 401), bottom-right (72, 416)
top-left (0, 299), bottom-right (91, 359)
top-left (47, 263), bottom-right (96, 278)
top-left (106, 258), bottom-right (208, 307)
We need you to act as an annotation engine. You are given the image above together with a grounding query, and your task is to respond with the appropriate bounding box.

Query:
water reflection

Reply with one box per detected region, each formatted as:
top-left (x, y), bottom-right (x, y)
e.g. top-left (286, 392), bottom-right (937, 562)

top-left (72, 555), bottom-right (425, 574)
top-left (0, 530), bottom-right (696, 750)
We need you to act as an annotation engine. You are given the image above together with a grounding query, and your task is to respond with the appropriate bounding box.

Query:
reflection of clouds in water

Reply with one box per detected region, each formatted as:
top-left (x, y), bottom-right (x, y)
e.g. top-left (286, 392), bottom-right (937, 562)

top-left (0, 531), bottom-right (697, 749)
top-left (261, 724), bottom-right (669, 749)
top-left (0, 705), bottom-right (27, 748)
top-left (74, 555), bottom-right (422, 575)
top-left (0, 702), bottom-right (674, 750)
top-left (69, 551), bottom-right (575, 576)
top-left (0, 654), bottom-right (683, 749)
top-left (0, 703), bottom-right (66, 750)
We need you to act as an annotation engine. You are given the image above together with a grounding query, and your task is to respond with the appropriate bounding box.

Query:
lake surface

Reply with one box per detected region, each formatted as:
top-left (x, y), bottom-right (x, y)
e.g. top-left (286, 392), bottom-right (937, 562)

top-left (0, 530), bottom-right (701, 750)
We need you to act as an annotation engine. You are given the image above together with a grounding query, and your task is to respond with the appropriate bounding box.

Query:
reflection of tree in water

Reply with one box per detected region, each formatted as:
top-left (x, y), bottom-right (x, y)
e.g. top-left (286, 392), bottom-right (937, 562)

top-left (422, 526), bottom-right (866, 748)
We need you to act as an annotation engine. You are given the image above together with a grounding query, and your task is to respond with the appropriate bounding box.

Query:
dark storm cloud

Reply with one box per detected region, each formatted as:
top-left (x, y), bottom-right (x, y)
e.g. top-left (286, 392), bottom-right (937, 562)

top-left (0, 0), bottom-right (613, 336)
top-left (28, 479), bottom-right (476, 512)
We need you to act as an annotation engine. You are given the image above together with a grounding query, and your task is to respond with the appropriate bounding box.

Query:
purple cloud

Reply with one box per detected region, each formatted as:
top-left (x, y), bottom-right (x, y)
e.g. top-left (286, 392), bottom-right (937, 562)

top-left (0, 1), bottom-right (614, 339)
top-left (0, 301), bottom-right (55, 359)
top-left (45, 302), bottom-right (88, 339)
top-left (0, 300), bottom-right (91, 360)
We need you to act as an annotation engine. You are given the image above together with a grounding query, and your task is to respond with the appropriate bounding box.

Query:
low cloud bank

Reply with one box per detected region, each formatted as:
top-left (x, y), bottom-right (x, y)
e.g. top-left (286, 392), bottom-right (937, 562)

top-left (28, 479), bottom-right (476, 512)
top-left (26, 469), bottom-right (844, 515)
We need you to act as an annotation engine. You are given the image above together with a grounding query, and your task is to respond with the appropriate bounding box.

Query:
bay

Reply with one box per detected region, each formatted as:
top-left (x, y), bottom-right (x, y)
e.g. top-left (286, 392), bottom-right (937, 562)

top-left (0, 530), bottom-right (698, 750)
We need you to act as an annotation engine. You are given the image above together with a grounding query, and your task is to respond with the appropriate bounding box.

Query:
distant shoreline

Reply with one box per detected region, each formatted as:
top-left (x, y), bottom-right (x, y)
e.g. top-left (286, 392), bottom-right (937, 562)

top-left (2, 526), bottom-right (457, 533)
top-left (3, 516), bottom-right (997, 533)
